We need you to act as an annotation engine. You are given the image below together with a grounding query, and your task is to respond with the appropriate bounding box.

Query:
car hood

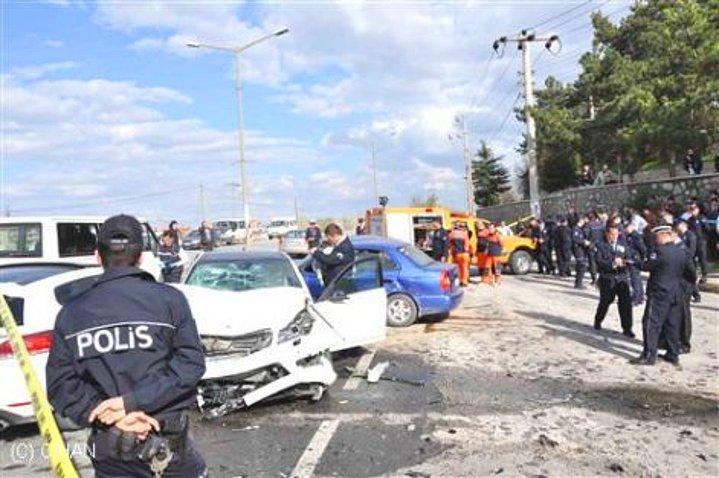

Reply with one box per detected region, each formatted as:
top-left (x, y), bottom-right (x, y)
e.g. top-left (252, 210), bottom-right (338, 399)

top-left (173, 284), bottom-right (307, 337)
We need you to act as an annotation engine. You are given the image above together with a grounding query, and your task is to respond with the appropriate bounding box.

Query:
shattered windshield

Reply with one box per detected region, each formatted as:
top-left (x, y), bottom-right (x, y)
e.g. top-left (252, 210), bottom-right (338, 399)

top-left (186, 258), bottom-right (302, 292)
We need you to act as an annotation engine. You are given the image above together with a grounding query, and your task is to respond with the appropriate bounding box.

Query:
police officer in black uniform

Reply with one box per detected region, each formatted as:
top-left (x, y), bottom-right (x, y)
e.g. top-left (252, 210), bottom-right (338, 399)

top-left (311, 223), bottom-right (355, 285)
top-left (592, 222), bottom-right (634, 337)
top-left (46, 215), bottom-right (207, 477)
top-left (544, 216), bottom-right (557, 275)
top-left (554, 215), bottom-right (573, 277)
top-left (572, 215), bottom-right (591, 289)
top-left (631, 225), bottom-right (696, 366)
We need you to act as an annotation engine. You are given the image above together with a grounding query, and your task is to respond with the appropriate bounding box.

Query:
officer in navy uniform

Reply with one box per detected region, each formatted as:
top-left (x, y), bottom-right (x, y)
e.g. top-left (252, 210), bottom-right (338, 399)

top-left (624, 222), bottom-right (647, 306)
top-left (592, 222), bottom-right (634, 337)
top-left (571, 215), bottom-right (591, 289)
top-left (46, 215), bottom-right (207, 477)
top-left (585, 213), bottom-right (605, 284)
top-left (311, 223), bottom-right (355, 285)
top-left (631, 225), bottom-right (696, 366)
top-left (529, 219), bottom-right (550, 274)
top-left (675, 218), bottom-right (701, 303)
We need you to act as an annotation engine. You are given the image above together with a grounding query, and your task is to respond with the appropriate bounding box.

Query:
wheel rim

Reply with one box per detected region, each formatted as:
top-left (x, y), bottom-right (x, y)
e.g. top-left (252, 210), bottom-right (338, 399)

top-left (388, 297), bottom-right (413, 323)
top-left (515, 253), bottom-right (530, 273)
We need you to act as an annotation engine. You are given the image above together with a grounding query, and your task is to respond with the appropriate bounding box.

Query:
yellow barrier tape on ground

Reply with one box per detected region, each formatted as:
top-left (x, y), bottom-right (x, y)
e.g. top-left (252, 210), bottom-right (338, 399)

top-left (0, 295), bottom-right (79, 478)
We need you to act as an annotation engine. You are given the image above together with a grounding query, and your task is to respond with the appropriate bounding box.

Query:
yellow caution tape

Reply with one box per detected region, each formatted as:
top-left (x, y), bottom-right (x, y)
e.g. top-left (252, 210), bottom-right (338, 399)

top-left (0, 295), bottom-right (79, 478)
top-left (508, 214), bottom-right (535, 228)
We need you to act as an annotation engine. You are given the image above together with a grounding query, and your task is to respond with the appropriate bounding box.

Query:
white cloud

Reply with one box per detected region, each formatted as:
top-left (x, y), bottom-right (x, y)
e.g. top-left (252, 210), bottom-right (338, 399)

top-left (9, 61), bottom-right (78, 80)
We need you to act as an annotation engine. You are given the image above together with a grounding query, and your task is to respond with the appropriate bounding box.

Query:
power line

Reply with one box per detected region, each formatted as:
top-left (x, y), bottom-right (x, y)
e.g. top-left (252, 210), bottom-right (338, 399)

top-left (523, 0), bottom-right (593, 32)
top-left (489, 93), bottom-right (522, 146)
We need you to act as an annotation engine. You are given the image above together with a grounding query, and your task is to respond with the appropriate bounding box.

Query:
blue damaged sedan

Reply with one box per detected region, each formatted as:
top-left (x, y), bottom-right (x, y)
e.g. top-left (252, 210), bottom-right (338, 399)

top-left (299, 236), bottom-right (464, 327)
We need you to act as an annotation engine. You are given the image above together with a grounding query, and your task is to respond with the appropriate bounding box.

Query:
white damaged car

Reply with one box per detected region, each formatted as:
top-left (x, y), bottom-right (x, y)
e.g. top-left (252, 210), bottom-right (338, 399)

top-left (176, 250), bottom-right (387, 418)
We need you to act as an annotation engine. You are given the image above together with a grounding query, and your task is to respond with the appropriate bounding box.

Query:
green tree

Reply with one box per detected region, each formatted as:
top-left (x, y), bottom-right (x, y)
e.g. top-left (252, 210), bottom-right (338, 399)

top-left (410, 193), bottom-right (440, 207)
top-left (471, 141), bottom-right (511, 207)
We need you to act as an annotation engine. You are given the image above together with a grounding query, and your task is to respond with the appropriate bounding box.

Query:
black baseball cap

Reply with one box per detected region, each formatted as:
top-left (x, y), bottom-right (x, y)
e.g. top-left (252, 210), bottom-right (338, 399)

top-left (98, 214), bottom-right (144, 251)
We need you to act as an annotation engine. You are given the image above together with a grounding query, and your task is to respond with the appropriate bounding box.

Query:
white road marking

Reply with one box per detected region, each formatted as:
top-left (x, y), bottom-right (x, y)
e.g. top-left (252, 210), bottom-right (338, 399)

top-left (343, 349), bottom-right (376, 390)
top-left (290, 419), bottom-right (341, 478)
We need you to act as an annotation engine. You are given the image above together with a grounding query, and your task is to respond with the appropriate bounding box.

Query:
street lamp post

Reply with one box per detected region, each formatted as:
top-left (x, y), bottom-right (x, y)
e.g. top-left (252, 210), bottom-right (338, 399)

top-left (187, 28), bottom-right (289, 247)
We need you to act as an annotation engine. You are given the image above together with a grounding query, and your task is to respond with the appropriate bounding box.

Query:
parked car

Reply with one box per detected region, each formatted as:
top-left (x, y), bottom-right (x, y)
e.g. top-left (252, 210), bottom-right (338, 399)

top-left (0, 264), bottom-right (102, 428)
top-left (281, 229), bottom-right (309, 258)
top-left (176, 250), bottom-right (386, 417)
top-left (299, 235), bottom-right (463, 327)
top-left (0, 216), bottom-right (162, 279)
top-left (182, 230), bottom-right (203, 250)
top-left (215, 220), bottom-right (247, 245)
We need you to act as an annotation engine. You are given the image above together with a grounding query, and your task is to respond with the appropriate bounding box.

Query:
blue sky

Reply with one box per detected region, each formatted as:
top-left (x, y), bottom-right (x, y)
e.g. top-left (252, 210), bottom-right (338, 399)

top-left (1, 0), bottom-right (632, 225)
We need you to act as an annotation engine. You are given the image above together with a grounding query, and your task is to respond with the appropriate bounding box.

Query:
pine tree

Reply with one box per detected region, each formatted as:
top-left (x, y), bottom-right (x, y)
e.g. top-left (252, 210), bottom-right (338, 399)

top-left (472, 141), bottom-right (511, 207)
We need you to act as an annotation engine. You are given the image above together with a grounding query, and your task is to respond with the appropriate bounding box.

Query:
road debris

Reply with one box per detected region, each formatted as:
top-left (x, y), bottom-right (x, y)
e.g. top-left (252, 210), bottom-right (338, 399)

top-left (537, 434), bottom-right (558, 448)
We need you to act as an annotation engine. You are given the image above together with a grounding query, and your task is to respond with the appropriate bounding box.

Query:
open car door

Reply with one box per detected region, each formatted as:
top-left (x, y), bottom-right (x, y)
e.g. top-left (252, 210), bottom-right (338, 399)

top-left (311, 256), bottom-right (387, 351)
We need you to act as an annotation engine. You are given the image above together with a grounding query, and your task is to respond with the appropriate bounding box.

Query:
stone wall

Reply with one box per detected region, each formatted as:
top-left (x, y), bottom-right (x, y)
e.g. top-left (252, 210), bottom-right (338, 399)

top-left (477, 173), bottom-right (719, 223)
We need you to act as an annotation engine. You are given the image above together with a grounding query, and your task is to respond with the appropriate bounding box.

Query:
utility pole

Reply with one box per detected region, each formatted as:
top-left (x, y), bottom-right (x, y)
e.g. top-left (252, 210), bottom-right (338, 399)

top-left (199, 184), bottom-right (206, 222)
top-left (462, 115), bottom-right (474, 214)
top-left (493, 31), bottom-right (560, 219)
top-left (371, 142), bottom-right (379, 205)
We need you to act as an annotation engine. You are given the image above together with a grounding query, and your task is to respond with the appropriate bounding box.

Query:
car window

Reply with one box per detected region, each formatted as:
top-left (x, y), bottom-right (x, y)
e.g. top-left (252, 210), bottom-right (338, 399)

top-left (0, 223), bottom-right (42, 258)
top-left (399, 245), bottom-right (434, 267)
top-left (0, 264), bottom-right (85, 285)
top-left (322, 257), bottom-right (382, 299)
top-left (356, 249), bottom-right (398, 271)
top-left (54, 275), bottom-right (100, 305)
top-left (186, 258), bottom-right (302, 292)
top-left (57, 223), bottom-right (99, 257)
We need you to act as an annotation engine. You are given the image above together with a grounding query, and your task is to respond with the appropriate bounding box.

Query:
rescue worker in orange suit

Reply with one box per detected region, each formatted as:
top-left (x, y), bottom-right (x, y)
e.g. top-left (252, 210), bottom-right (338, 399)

top-left (449, 222), bottom-right (471, 287)
top-left (484, 223), bottom-right (504, 285)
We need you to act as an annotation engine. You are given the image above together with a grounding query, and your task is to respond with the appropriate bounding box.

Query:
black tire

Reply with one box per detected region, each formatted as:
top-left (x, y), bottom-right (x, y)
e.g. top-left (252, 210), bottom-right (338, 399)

top-left (386, 293), bottom-right (418, 327)
top-left (509, 250), bottom-right (533, 275)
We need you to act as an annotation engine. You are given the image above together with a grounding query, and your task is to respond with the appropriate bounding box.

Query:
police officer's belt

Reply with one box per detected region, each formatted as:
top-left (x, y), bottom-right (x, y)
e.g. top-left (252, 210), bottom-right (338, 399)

top-left (92, 412), bottom-right (189, 463)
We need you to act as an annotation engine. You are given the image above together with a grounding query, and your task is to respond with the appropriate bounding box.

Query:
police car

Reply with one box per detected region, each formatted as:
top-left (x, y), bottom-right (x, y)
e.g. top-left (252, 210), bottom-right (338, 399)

top-left (176, 250), bottom-right (386, 417)
top-left (0, 264), bottom-right (101, 428)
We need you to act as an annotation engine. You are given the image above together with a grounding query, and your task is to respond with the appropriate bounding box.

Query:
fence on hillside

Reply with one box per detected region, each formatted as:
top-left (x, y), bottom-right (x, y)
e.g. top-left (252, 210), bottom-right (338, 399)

top-left (477, 173), bottom-right (719, 223)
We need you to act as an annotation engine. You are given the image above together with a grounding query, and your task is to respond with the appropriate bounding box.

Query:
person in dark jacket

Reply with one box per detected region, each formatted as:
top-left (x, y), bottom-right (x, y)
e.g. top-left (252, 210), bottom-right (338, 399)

top-left (168, 220), bottom-right (182, 248)
top-left (46, 215), bottom-right (207, 477)
top-left (544, 216), bottom-right (557, 275)
top-left (675, 219), bottom-right (701, 303)
top-left (572, 216), bottom-right (591, 289)
top-left (158, 230), bottom-right (186, 283)
top-left (592, 222), bottom-right (634, 337)
top-left (585, 213), bottom-right (605, 284)
top-left (554, 216), bottom-right (573, 277)
top-left (199, 220), bottom-right (214, 251)
top-left (311, 223), bottom-right (355, 286)
top-left (687, 202), bottom-right (709, 283)
top-left (355, 217), bottom-right (366, 236)
top-left (305, 220), bottom-right (322, 249)
top-left (631, 225), bottom-right (696, 366)
top-left (624, 222), bottom-right (647, 306)
top-left (430, 220), bottom-right (449, 262)
top-left (529, 219), bottom-right (550, 274)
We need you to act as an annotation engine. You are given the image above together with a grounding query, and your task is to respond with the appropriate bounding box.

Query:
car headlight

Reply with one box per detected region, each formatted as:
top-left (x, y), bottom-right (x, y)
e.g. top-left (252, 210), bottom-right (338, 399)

top-left (278, 310), bottom-right (315, 344)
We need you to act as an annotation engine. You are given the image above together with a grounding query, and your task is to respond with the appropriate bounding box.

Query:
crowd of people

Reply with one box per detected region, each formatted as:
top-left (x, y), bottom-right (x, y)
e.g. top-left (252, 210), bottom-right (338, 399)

top-left (521, 189), bottom-right (718, 367)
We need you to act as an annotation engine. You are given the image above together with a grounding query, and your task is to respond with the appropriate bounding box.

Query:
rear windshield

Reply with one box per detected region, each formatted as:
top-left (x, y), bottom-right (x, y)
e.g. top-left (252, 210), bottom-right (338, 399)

top-left (0, 264), bottom-right (83, 285)
top-left (187, 258), bottom-right (302, 292)
top-left (0, 223), bottom-right (42, 258)
top-left (399, 245), bottom-right (434, 267)
top-left (286, 230), bottom-right (304, 238)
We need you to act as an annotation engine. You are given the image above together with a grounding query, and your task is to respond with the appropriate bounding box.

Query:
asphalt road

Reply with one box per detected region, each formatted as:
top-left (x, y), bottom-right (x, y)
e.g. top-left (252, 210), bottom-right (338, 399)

top-left (1, 261), bottom-right (718, 477)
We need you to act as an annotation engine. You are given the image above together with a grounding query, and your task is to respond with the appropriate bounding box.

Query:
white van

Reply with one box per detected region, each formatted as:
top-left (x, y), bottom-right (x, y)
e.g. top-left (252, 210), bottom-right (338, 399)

top-left (213, 219), bottom-right (248, 245)
top-left (267, 217), bottom-right (298, 239)
top-left (0, 217), bottom-right (162, 279)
